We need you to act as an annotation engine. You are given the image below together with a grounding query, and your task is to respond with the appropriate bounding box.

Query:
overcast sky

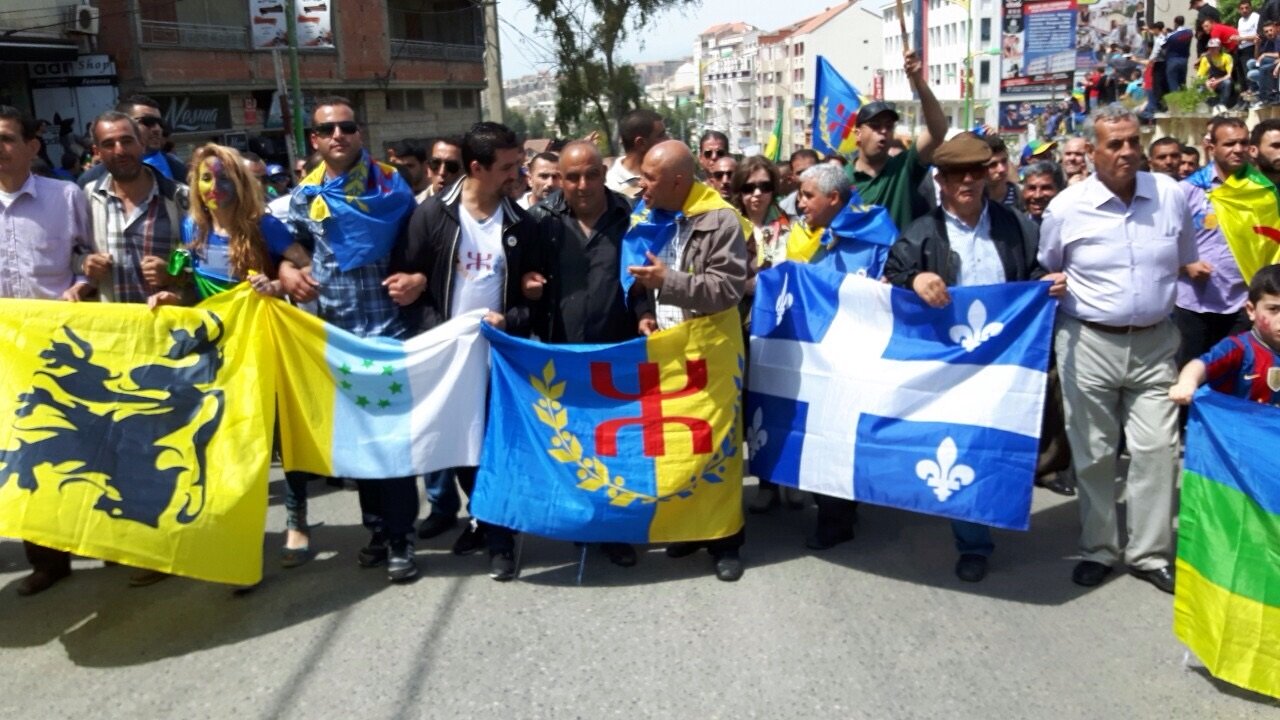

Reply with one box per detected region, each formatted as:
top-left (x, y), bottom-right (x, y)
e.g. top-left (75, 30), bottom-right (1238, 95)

top-left (497, 0), bottom-right (849, 79)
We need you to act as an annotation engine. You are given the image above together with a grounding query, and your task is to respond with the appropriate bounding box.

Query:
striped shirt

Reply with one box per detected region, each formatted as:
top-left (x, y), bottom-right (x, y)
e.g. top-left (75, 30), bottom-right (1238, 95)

top-left (654, 221), bottom-right (691, 331)
top-left (1202, 330), bottom-right (1280, 406)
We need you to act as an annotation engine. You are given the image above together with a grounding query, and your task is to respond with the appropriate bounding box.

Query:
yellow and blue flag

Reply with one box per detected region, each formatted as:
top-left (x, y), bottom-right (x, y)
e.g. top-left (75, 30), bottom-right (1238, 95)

top-left (793, 191), bottom-right (899, 277)
top-left (812, 56), bottom-right (867, 158)
top-left (270, 302), bottom-right (490, 480)
top-left (472, 310), bottom-right (745, 544)
top-left (292, 151), bottom-right (415, 271)
top-left (0, 287), bottom-right (275, 585)
top-left (620, 181), bottom-right (752, 298)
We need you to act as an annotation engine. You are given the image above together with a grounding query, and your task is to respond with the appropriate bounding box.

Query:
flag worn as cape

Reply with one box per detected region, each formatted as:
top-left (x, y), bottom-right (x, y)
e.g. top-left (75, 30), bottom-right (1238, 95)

top-left (786, 190), bottom-right (899, 278)
top-left (619, 181), bottom-right (752, 298)
top-left (1206, 165), bottom-right (1280, 283)
top-left (471, 309), bottom-right (745, 544)
top-left (1174, 389), bottom-right (1280, 700)
top-left (295, 151), bottom-right (415, 271)
top-left (811, 56), bottom-right (868, 158)
top-left (0, 287), bottom-right (274, 585)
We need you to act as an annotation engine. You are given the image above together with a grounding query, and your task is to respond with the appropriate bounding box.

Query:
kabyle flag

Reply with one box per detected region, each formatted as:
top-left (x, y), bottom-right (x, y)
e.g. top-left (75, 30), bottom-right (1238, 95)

top-left (746, 263), bottom-right (1056, 530)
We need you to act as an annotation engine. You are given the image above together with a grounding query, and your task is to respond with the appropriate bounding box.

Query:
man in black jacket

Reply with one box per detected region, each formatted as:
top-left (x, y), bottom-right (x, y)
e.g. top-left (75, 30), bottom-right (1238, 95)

top-left (883, 133), bottom-right (1066, 583)
top-left (524, 139), bottom-right (641, 567)
top-left (390, 121), bottom-right (541, 581)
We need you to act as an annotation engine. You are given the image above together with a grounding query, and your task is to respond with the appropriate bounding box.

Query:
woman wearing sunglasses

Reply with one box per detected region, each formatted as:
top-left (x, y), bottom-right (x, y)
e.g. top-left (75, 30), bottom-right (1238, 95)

top-left (730, 156), bottom-right (802, 514)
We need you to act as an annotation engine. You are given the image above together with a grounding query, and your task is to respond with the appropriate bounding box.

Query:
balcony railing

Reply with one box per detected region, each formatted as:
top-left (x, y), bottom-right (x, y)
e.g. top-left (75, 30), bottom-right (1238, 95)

top-left (390, 39), bottom-right (484, 63)
top-left (140, 20), bottom-right (248, 50)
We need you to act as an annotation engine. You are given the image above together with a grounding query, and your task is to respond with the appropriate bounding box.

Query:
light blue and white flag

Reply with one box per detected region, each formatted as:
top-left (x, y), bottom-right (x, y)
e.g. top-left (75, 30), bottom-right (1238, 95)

top-left (746, 263), bottom-right (1056, 530)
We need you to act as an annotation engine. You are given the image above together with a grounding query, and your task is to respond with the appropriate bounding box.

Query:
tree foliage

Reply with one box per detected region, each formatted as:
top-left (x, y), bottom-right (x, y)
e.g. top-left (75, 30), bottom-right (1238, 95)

top-left (529, 0), bottom-right (700, 153)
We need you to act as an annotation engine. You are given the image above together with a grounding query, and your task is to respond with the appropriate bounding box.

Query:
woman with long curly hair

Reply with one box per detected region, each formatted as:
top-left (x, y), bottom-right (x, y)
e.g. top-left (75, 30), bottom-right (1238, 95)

top-left (150, 143), bottom-right (307, 305)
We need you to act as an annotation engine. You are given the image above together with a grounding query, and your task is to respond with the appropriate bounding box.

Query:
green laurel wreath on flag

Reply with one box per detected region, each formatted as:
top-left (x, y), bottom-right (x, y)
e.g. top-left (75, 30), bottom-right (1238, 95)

top-left (818, 97), bottom-right (837, 156)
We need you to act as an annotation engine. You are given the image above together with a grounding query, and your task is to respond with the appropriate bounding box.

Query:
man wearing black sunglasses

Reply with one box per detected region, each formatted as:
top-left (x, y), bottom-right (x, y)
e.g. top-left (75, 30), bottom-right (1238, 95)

top-left (427, 137), bottom-right (464, 194)
top-left (698, 130), bottom-right (730, 178)
top-left (709, 154), bottom-right (738, 201)
top-left (78, 95), bottom-right (186, 188)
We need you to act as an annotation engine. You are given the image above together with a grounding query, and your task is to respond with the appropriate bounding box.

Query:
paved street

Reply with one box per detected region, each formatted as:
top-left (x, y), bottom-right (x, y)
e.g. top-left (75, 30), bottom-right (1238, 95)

top-left (1, 472), bottom-right (1276, 719)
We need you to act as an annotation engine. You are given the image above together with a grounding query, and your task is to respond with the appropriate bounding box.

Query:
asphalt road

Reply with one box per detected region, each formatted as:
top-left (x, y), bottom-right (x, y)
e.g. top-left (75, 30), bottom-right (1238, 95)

top-left (1, 473), bottom-right (1276, 719)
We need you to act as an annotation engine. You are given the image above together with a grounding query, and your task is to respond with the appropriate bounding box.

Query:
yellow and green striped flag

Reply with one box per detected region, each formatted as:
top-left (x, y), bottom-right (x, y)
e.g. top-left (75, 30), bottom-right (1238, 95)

top-left (1207, 165), bottom-right (1280, 284)
top-left (1174, 389), bottom-right (1280, 700)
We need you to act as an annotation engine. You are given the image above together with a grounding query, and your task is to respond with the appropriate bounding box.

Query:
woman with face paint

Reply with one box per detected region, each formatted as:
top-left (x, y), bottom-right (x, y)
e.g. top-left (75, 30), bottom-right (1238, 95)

top-left (150, 144), bottom-right (309, 306)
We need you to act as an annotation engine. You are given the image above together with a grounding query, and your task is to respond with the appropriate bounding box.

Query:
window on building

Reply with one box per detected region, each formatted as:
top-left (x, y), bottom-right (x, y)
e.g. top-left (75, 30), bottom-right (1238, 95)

top-left (980, 18), bottom-right (991, 42)
top-left (142, 0), bottom-right (247, 26)
top-left (979, 59), bottom-right (990, 84)
top-left (388, 0), bottom-right (483, 45)
top-left (386, 89), bottom-right (426, 112)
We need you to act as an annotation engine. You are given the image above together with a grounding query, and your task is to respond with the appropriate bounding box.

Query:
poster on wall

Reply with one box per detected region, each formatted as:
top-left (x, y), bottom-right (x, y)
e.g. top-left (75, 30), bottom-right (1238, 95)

top-left (28, 55), bottom-right (118, 164)
top-left (1075, 0), bottom-right (1145, 71)
top-left (250, 0), bottom-right (334, 50)
top-left (998, 99), bottom-right (1074, 135)
top-left (1001, 0), bottom-right (1076, 94)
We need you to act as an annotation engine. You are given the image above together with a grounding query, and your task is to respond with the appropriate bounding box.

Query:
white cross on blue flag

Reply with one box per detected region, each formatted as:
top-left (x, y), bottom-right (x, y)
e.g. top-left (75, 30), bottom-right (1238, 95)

top-left (747, 263), bottom-right (1057, 530)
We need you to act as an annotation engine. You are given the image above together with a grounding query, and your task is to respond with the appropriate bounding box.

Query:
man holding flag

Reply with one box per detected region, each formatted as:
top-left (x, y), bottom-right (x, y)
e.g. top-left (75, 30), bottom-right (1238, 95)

top-left (626, 140), bottom-right (750, 581)
top-left (785, 163), bottom-right (898, 275)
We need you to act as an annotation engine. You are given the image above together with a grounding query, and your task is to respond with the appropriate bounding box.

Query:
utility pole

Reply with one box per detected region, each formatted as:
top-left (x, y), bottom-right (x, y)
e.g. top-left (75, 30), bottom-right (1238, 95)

top-left (286, 0), bottom-right (306, 157)
top-left (482, 0), bottom-right (505, 123)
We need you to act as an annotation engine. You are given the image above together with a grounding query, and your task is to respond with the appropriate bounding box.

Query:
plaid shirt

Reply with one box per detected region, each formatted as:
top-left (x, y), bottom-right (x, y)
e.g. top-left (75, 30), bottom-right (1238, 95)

top-left (654, 220), bottom-right (691, 331)
top-left (289, 188), bottom-right (407, 339)
top-left (87, 172), bottom-right (176, 304)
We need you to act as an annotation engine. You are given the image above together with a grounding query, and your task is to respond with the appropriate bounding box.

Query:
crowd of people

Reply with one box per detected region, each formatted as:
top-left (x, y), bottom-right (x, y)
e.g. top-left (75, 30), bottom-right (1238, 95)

top-left (3, 46), bottom-right (1278, 606)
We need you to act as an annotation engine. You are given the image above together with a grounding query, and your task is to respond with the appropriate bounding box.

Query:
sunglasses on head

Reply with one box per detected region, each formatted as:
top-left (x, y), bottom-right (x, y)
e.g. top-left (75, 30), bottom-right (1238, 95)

top-left (135, 116), bottom-right (163, 128)
top-left (313, 120), bottom-right (359, 137)
top-left (712, 170), bottom-right (734, 180)
top-left (702, 148), bottom-right (727, 159)
top-left (740, 181), bottom-right (775, 195)
top-left (429, 158), bottom-right (461, 174)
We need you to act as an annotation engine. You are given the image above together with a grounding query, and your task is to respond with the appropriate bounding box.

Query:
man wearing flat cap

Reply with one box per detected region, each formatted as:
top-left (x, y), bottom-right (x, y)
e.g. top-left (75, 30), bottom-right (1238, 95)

top-left (804, 49), bottom-right (950, 552)
top-left (882, 133), bottom-right (1067, 582)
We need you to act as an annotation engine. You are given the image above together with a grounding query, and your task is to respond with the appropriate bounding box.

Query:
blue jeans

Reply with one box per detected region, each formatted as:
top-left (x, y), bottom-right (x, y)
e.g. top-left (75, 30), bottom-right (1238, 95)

top-left (952, 521), bottom-right (994, 557)
top-left (423, 468), bottom-right (460, 518)
top-left (1166, 57), bottom-right (1188, 92)
top-left (1209, 77), bottom-right (1233, 106)
top-left (1248, 58), bottom-right (1279, 100)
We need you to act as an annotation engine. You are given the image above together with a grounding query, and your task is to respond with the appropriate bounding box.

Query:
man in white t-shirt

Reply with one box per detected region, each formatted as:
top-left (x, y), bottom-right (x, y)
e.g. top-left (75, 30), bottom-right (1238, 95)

top-left (395, 121), bottom-right (546, 582)
top-left (1239, 1), bottom-right (1262, 92)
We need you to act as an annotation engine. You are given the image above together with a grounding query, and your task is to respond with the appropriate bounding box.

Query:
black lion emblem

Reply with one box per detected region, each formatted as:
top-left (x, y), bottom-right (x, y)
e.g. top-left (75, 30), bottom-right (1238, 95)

top-left (0, 314), bottom-right (226, 528)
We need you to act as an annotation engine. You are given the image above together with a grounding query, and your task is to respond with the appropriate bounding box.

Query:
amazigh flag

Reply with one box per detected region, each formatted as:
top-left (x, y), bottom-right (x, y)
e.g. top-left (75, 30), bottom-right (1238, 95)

top-left (1175, 389), bottom-right (1280, 699)
top-left (763, 97), bottom-right (784, 163)
top-left (1207, 165), bottom-right (1280, 283)
top-left (619, 181), bottom-right (752, 298)
top-left (270, 301), bottom-right (489, 480)
top-left (471, 310), bottom-right (745, 544)
top-left (812, 56), bottom-right (868, 158)
top-left (786, 189), bottom-right (899, 278)
top-left (292, 151), bottom-right (415, 271)
top-left (0, 287), bottom-right (274, 585)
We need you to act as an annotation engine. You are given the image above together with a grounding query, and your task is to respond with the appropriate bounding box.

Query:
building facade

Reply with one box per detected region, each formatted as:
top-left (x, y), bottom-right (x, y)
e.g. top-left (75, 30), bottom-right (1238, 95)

top-left (696, 22), bottom-right (760, 152)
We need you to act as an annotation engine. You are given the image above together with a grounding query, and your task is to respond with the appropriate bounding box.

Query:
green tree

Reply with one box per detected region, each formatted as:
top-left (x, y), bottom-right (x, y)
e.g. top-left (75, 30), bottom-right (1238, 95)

top-left (528, 109), bottom-right (550, 139)
top-left (507, 108), bottom-right (530, 137)
top-left (529, 0), bottom-right (700, 153)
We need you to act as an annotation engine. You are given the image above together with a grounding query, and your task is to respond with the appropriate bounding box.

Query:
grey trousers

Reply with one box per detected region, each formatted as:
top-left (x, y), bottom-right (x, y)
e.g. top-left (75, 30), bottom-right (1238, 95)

top-left (1054, 316), bottom-right (1179, 571)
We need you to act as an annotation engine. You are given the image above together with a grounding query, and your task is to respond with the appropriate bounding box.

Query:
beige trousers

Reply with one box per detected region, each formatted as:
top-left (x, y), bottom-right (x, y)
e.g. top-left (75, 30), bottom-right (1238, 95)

top-left (1054, 315), bottom-right (1179, 571)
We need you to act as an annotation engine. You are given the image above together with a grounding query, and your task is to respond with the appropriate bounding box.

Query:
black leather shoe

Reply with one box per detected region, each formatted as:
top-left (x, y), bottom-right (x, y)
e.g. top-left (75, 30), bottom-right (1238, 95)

top-left (805, 524), bottom-right (854, 551)
top-left (713, 552), bottom-right (744, 582)
top-left (451, 523), bottom-right (487, 556)
top-left (1034, 475), bottom-right (1076, 496)
top-left (489, 551), bottom-right (516, 582)
top-left (1071, 560), bottom-right (1113, 587)
top-left (665, 542), bottom-right (701, 558)
top-left (357, 535), bottom-right (388, 568)
top-left (1129, 565), bottom-right (1175, 594)
top-left (955, 553), bottom-right (988, 582)
top-left (601, 543), bottom-right (637, 567)
top-left (416, 513), bottom-right (458, 540)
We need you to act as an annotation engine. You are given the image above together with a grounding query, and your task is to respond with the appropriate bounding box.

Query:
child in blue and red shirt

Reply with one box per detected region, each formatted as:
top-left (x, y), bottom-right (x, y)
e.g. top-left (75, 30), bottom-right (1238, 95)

top-left (1171, 264), bottom-right (1280, 406)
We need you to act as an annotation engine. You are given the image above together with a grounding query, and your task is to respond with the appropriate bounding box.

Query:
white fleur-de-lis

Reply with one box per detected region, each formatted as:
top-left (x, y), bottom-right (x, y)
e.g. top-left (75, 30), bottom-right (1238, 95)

top-left (746, 407), bottom-right (768, 456)
top-left (774, 273), bottom-right (794, 320)
top-left (916, 437), bottom-right (976, 502)
top-left (948, 299), bottom-right (1004, 352)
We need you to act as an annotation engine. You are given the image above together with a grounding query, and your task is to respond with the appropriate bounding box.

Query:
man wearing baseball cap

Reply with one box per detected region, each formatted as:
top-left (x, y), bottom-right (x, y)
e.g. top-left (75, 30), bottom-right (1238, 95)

top-left (849, 50), bottom-right (949, 234)
top-left (1198, 37), bottom-right (1235, 112)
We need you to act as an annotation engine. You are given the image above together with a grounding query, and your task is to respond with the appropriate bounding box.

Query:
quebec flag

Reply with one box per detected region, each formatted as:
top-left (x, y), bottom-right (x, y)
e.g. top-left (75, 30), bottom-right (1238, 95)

top-left (746, 263), bottom-right (1056, 530)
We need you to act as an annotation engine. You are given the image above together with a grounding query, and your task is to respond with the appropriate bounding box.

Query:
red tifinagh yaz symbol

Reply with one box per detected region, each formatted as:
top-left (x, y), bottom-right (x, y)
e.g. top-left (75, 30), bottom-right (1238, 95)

top-left (590, 360), bottom-right (712, 457)
top-left (1254, 226), bottom-right (1280, 244)
top-left (465, 251), bottom-right (493, 271)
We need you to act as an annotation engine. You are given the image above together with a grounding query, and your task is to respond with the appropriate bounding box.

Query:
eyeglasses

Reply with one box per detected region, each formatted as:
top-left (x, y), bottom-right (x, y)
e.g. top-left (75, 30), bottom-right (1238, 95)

top-left (313, 121), bottom-right (359, 137)
top-left (429, 158), bottom-right (461, 174)
top-left (944, 166), bottom-right (987, 181)
top-left (740, 181), bottom-right (775, 195)
top-left (135, 116), bottom-right (163, 128)
top-left (702, 149), bottom-right (728, 160)
top-left (712, 171), bottom-right (734, 180)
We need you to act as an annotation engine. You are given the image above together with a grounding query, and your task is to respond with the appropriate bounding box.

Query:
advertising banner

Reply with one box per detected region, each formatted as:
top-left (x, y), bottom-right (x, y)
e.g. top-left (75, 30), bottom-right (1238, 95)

top-left (1002, 0), bottom-right (1076, 93)
top-left (250, 0), bottom-right (334, 50)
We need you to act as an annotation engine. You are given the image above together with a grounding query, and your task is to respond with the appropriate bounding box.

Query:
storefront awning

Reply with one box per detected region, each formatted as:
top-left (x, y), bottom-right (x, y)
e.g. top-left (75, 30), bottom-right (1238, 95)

top-left (0, 36), bottom-right (79, 63)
